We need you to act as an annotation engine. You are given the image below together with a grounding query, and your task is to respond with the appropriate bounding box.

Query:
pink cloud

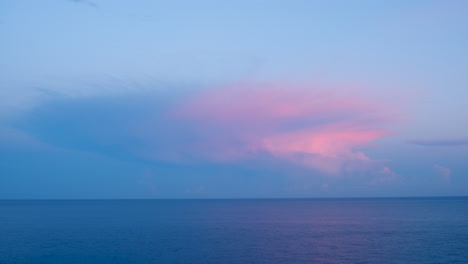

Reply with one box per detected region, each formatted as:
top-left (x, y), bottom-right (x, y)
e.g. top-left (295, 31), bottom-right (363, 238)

top-left (261, 122), bottom-right (390, 173)
top-left (168, 82), bottom-right (400, 175)
top-left (176, 83), bottom-right (395, 126)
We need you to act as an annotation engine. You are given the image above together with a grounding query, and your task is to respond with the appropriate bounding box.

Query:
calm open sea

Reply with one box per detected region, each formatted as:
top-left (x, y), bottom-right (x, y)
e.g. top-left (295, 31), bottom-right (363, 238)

top-left (0, 197), bottom-right (467, 264)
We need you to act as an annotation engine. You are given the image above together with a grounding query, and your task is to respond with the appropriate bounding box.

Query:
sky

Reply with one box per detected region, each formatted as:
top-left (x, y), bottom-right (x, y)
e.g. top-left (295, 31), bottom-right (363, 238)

top-left (1, 0), bottom-right (467, 199)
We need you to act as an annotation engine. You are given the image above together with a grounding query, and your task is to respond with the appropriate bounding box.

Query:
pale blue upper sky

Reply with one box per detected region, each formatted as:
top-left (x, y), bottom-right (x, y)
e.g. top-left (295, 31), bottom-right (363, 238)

top-left (0, 0), bottom-right (467, 198)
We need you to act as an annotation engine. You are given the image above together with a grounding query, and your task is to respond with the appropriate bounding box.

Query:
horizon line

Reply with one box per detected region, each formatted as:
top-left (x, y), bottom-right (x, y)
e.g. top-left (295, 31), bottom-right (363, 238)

top-left (1, 195), bottom-right (467, 201)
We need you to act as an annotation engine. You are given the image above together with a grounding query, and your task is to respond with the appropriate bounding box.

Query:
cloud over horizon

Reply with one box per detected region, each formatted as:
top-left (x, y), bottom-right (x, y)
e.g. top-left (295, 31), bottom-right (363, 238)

top-left (9, 81), bottom-right (401, 178)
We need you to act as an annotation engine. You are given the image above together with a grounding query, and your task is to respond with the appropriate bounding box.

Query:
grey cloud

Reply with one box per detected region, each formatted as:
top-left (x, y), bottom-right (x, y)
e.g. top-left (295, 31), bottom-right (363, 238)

top-left (407, 139), bottom-right (468, 147)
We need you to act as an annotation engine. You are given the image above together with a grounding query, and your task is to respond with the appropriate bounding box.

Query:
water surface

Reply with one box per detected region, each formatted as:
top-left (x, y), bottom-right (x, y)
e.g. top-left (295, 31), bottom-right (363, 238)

top-left (1, 197), bottom-right (467, 264)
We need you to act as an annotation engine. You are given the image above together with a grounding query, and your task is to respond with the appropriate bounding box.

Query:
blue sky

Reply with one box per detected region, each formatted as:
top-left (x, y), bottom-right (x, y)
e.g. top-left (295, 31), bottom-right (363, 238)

top-left (1, 0), bottom-right (467, 198)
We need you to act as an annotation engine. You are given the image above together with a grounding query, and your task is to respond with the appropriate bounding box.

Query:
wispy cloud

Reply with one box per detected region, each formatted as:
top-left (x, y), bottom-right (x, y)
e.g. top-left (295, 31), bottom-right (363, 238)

top-left (69, 0), bottom-right (98, 8)
top-left (407, 138), bottom-right (468, 146)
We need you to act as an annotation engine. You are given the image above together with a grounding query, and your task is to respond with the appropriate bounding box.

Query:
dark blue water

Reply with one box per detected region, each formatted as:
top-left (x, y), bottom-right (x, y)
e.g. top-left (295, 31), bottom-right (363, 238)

top-left (1, 198), bottom-right (467, 264)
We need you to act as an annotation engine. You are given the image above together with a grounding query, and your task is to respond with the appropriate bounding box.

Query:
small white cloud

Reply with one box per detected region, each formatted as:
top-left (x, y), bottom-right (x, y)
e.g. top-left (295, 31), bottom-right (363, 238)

top-left (369, 167), bottom-right (397, 185)
top-left (433, 164), bottom-right (451, 181)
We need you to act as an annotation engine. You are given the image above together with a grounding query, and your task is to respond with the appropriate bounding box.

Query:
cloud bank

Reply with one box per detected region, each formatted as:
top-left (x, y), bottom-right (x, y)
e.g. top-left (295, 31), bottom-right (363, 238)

top-left (11, 81), bottom-right (400, 177)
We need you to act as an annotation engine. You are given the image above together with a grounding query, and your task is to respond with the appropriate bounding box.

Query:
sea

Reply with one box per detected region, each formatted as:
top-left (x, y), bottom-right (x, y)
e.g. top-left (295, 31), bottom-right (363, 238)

top-left (0, 197), bottom-right (467, 264)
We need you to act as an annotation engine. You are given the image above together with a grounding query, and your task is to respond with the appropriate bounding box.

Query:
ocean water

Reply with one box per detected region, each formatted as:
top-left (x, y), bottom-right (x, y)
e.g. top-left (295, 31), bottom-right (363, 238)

top-left (0, 198), bottom-right (467, 264)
